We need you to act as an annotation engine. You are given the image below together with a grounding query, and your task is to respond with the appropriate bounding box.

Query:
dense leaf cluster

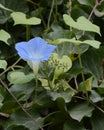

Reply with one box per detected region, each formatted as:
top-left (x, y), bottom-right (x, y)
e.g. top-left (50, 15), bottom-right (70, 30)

top-left (0, 0), bottom-right (104, 130)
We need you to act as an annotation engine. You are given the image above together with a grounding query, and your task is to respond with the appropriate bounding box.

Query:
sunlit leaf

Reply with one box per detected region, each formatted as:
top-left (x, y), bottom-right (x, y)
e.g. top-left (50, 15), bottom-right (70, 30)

top-left (0, 29), bottom-right (11, 45)
top-left (49, 53), bottom-right (72, 79)
top-left (53, 38), bottom-right (101, 49)
top-left (0, 60), bottom-right (7, 70)
top-left (39, 78), bottom-right (49, 89)
top-left (82, 40), bottom-right (101, 48)
top-left (63, 14), bottom-right (101, 35)
top-left (11, 12), bottom-right (41, 25)
top-left (7, 71), bottom-right (34, 84)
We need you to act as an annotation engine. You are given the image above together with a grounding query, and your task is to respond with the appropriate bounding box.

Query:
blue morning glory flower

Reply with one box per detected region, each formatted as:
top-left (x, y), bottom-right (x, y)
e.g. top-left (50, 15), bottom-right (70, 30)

top-left (15, 37), bottom-right (56, 62)
top-left (15, 37), bottom-right (56, 75)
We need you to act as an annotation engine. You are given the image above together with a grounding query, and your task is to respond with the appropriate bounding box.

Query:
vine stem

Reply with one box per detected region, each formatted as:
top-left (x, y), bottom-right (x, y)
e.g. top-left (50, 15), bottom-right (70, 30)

top-left (0, 58), bottom-right (21, 77)
top-left (74, 77), bottom-right (79, 90)
top-left (35, 75), bottom-right (38, 99)
top-left (0, 79), bottom-right (44, 130)
top-left (46, 0), bottom-right (54, 32)
top-left (88, 2), bottom-right (98, 20)
top-left (26, 25), bottom-right (30, 41)
top-left (81, 0), bottom-right (100, 37)
top-left (77, 45), bottom-right (88, 100)
top-left (68, 0), bottom-right (72, 14)
top-left (54, 0), bottom-right (58, 22)
top-left (74, 95), bottom-right (104, 113)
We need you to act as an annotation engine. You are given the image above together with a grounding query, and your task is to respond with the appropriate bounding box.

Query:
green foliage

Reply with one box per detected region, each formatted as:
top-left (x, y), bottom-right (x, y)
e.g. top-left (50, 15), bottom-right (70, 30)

top-left (7, 71), bottom-right (34, 84)
top-left (69, 103), bottom-right (94, 121)
top-left (63, 14), bottom-right (100, 35)
top-left (11, 12), bottom-right (41, 25)
top-left (0, 60), bottom-right (7, 70)
top-left (0, 0), bottom-right (104, 130)
top-left (0, 29), bottom-right (11, 45)
top-left (53, 38), bottom-right (101, 48)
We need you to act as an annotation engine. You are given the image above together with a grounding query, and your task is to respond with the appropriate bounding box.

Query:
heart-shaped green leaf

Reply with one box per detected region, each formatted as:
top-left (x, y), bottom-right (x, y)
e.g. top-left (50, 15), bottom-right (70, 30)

top-left (49, 53), bottom-right (72, 79)
top-left (0, 29), bottom-right (11, 45)
top-left (50, 89), bottom-right (75, 103)
top-left (63, 14), bottom-right (101, 35)
top-left (7, 71), bottom-right (34, 84)
top-left (11, 12), bottom-right (41, 25)
top-left (69, 103), bottom-right (94, 121)
top-left (0, 60), bottom-right (7, 70)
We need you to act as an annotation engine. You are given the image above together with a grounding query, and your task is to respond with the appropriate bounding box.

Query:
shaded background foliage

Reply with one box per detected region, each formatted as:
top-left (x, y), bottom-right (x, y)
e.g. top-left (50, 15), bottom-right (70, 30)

top-left (0, 0), bottom-right (104, 130)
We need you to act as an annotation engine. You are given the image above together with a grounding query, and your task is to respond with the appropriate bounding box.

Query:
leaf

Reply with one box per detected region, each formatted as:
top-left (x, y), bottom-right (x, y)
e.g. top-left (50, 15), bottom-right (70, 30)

top-left (77, 0), bottom-right (90, 5)
top-left (0, 0), bottom-right (29, 24)
top-left (7, 71), bottom-right (34, 84)
top-left (49, 53), bottom-right (72, 79)
top-left (63, 14), bottom-right (101, 35)
top-left (11, 12), bottom-right (41, 25)
top-left (47, 23), bottom-right (70, 40)
top-left (0, 60), bottom-right (7, 70)
top-left (69, 103), bottom-right (94, 121)
top-left (56, 97), bottom-right (67, 112)
top-left (79, 76), bottom-right (93, 93)
top-left (39, 78), bottom-right (49, 90)
top-left (81, 47), bottom-right (104, 79)
top-left (44, 111), bottom-right (67, 127)
top-left (0, 29), bottom-right (11, 45)
top-left (5, 109), bottom-right (43, 130)
top-left (54, 38), bottom-right (101, 49)
top-left (94, 9), bottom-right (104, 17)
top-left (0, 101), bottom-right (18, 114)
top-left (82, 40), bottom-right (101, 48)
top-left (10, 83), bottom-right (35, 101)
top-left (90, 90), bottom-right (102, 103)
top-left (49, 89), bottom-right (75, 103)
top-left (63, 120), bottom-right (86, 130)
top-left (51, 40), bottom-right (89, 60)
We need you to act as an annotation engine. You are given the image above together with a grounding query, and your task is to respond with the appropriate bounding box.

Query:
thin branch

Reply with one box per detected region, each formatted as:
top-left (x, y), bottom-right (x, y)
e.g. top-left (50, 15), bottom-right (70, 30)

top-left (68, 0), bottom-right (72, 15)
top-left (89, 100), bottom-right (104, 113)
top-left (74, 95), bottom-right (104, 113)
top-left (0, 79), bottom-right (44, 130)
top-left (0, 58), bottom-right (21, 77)
top-left (81, 0), bottom-right (100, 37)
top-left (74, 77), bottom-right (79, 90)
top-left (88, 3), bottom-right (98, 20)
top-left (46, 0), bottom-right (54, 32)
